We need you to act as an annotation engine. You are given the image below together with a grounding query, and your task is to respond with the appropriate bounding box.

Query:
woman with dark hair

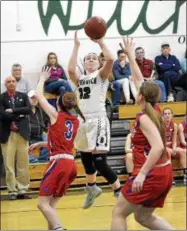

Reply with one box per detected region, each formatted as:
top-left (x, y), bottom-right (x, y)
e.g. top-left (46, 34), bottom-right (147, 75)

top-left (29, 67), bottom-right (84, 231)
top-left (44, 52), bottom-right (73, 95)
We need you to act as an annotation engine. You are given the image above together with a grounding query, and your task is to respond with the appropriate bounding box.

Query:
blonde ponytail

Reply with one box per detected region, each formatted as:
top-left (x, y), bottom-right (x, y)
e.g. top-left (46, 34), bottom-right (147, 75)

top-left (145, 102), bottom-right (167, 157)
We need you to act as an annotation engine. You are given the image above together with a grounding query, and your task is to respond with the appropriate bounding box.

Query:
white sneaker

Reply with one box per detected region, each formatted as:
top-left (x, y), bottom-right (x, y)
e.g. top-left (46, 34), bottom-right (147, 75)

top-left (82, 185), bottom-right (102, 209)
top-left (167, 93), bottom-right (174, 102)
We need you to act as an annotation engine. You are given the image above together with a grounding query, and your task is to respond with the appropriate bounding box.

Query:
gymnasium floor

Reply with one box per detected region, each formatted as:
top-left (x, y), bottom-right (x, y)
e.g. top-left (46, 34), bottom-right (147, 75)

top-left (1, 186), bottom-right (186, 230)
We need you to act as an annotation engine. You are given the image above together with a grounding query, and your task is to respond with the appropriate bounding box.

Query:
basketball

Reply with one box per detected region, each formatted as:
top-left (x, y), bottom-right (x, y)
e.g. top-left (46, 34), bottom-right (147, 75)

top-left (84, 16), bottom-right (107, 39)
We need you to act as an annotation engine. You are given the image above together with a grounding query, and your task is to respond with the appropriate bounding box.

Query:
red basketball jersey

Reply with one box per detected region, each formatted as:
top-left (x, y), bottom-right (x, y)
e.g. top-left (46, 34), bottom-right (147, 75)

top-left (48, 111), bottom-right (79, 156)
top-left (154, 103), bottom-right (162, 114)
top-left (164, 121), bottom-right (174, 148)
top-left (131, 113), bottom-right (168, 175)
top-left (180, 120), bottom-right (187, 148)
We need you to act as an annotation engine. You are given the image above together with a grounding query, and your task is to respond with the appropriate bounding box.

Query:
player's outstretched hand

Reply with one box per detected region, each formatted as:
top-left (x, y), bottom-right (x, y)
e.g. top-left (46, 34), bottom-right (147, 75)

top-left (132, 171), bottom-right (146, 193)
top-left (28, 143), bottom-right (41, 152)
top-left (119, 36), bottom-right (135, 56)
top-left (74, 31), bottom-right (80, 47)
top-left (40, 66), bottom-right (51, 81)
top-left (91, 37), bottom-right (104, 46)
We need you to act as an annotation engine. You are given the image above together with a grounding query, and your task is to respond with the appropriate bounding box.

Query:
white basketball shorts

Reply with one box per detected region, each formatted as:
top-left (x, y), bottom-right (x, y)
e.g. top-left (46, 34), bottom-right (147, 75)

top-left (74, 116), bottom-right (110, 152)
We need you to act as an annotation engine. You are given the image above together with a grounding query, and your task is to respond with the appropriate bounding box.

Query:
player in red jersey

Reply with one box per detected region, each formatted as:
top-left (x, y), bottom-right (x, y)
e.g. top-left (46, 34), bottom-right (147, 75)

top-left (163, 108), bottom-right (186, 184)
top-left (162, 108), bottom-right (178, 156)
top-left (178, 115), bottom-right (187, 149)
top-left (177, 115), bottom-right (187, 184)
top-left (29, 67), bottom-right (84, 231)
top-left (111, 80), bottom-right (174, 230)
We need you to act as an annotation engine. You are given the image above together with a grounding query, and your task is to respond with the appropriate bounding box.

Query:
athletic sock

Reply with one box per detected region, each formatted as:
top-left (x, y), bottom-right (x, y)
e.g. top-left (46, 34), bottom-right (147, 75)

top-left (88, 182), bottom-right (96, 187)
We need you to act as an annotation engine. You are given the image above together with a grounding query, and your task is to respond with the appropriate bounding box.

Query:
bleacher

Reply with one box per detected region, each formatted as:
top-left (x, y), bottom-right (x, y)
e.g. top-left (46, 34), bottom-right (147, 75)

top-left (29, 100), bottom-right (186, 190)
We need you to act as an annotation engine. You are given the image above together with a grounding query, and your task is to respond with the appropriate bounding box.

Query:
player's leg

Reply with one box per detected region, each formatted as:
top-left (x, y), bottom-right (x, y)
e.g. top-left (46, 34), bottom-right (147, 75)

top-left (92, 152), bottom-right (121, 197)
top-left (38, 160), bottom-right (64, 230)
top-left (80, 152), bottom-right (102, 209)
top-left (74, 118), bottom-right (97, 185)
top-left (75, 119), bottom-right (102, 209)
top-left (37, 196), bottom-right (63, 230)
top-left (176, 147), bottom-right (186, 184)
top-left (92, 116), bottom-right (121, 197)
top-left (134, 206), bottom-right (174, 230)
top-left (48, 197), bottom-right (64, 230)
top-left (111, 193), bottom-right (141, 230)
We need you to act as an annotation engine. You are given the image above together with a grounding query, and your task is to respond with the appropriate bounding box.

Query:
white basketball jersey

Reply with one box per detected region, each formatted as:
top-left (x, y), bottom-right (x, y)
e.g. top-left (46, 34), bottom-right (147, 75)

top-left (77, 70), bottom-right (109, 115)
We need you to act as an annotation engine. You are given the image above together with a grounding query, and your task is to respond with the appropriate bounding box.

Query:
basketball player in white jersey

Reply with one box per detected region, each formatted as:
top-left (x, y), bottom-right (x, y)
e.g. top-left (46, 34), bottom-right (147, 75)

top-left (68, 32), bottom-right (121, 209)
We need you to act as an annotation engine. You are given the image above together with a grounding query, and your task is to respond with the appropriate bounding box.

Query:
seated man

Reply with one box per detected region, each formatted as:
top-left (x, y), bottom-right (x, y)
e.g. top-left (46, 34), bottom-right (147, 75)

top-left (135, 47), bottom-right (166, 102)
top-left (1, 63), bottom-right (31, 94)
top-left (155, 42), bottom-right (182, 102)
top-left (113, 50), bottom-right (137, 104)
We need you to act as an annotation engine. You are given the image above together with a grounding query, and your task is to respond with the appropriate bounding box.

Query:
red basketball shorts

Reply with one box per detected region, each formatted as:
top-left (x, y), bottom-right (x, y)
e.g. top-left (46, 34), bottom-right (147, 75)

top-left (39, 159), bottom-right (77, 197)
top-left (121, 164), bottom-right (173, 208)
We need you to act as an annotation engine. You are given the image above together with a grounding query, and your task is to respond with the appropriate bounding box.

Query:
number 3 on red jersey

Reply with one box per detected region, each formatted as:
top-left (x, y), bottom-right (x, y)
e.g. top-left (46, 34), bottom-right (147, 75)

top-left (64, 120), bottom-right (73, 141)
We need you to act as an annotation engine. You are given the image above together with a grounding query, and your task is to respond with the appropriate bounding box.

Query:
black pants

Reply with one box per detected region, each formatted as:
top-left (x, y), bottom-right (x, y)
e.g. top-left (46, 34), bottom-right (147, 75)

top-left (176, 73), bottom-right (187, 90)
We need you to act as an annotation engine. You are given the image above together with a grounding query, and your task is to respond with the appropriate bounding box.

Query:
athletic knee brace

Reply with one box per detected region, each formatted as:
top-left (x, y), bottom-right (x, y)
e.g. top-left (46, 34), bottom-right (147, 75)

top-left (80, 152), bottom-right (96, 175)
top-left (92, 154), bottom-right (118, 185)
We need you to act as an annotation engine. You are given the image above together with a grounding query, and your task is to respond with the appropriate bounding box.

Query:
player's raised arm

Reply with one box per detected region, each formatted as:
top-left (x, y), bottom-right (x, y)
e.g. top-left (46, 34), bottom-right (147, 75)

top-left (35, 67), bottom-right (58, 124)
top-left (120, 37), bottom-right (144, 90)
top-left (68, 31), bottom-right (80, 87)
top-left (92, 38), bottom-right (114, 80)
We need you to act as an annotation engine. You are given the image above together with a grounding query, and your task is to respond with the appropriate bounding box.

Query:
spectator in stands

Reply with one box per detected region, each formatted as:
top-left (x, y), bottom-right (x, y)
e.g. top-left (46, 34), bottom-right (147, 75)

top-left (113, 50), bottom-right (137, 104)
top-left (135, 47), bottom-right (166, 102)
top-left (162, 108), bottom-right (185, 184)
top-left (44, 52), bottom-right (73, 95)
top-left (177, 115), bottom-right (187, 185)
top-left (0, 76), bottom-right (31, 200)
top-left (99, 52), bottom-right (121, 107)
top-left (27, 90), bottom-right (48, 163)
top-left (124, 133), bottom-right (133, 176)
top-left (177, 49), bottom-right (187, 91)
top-left (1, 64), bottom-right (31, 93)
top-left (155, 42), bottom-right (182, 102)
top-left (181, 49), bottom-right (187, 73)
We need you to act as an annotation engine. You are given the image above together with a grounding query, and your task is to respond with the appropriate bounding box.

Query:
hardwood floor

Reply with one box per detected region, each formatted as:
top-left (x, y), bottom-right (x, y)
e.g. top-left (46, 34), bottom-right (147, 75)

top-left (1, 186), bottom-right (186, 230)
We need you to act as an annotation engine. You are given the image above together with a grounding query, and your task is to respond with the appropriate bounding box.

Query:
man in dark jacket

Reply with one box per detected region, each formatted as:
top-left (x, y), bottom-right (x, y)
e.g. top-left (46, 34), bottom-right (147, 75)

top-left (0, 76), bottom-right (31, 200)
top-left (155, 42), bottom-right (182, 102)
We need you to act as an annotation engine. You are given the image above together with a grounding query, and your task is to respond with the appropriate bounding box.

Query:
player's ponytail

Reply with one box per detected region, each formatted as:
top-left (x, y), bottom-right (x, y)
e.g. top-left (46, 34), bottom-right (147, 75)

top-left (140, 81), bottom-right (167, 157)
top-left (58, 92), bottom-right (86, 122)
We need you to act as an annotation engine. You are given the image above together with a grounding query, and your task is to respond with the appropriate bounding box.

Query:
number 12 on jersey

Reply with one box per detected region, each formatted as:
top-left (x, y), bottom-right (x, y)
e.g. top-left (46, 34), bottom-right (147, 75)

top-left (79, 87), bottom-right (91, 99)
top-left (64, 120), bottom-right (73, 141)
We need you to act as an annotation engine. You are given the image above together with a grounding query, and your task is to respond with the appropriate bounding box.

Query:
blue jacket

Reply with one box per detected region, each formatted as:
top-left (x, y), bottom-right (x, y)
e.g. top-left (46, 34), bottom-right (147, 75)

top-left (113, 60), bottom-right (131, 80)
top-left (155, 54), bottom-right (181, 75)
